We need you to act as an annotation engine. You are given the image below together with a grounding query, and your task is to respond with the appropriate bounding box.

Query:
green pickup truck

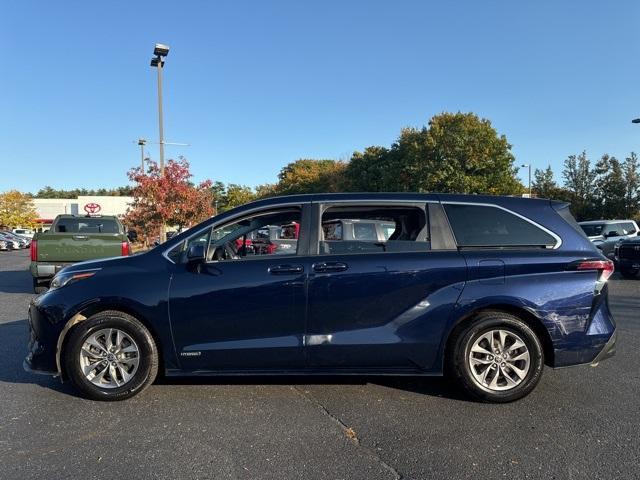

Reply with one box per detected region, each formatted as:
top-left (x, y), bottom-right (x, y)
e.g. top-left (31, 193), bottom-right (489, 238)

top-left (30, 215), bottom-right (131, 293)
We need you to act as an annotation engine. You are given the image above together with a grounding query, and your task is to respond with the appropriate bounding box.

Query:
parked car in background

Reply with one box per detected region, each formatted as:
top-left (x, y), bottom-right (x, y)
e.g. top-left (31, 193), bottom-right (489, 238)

top-left (614, 237), bottom-right (640, 278)
top-left (0, 239), bottom-right (9, 251)
top-left (578, 220), bottom-right (639, 261)
top-left (30, 215), bottom-right (132, 293)
top-left (13, 228), bottom-right (35, 239)
top-left (0, 232), bottom-right (21, 250)
top-left (1, 230), bottom-right (31, 248)
top-left (26, 193), bottom-right (616, 403)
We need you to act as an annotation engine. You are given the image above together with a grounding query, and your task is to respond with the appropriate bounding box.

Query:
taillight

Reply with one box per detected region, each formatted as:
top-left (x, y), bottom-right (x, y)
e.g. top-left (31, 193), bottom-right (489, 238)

top-left (573, 259), bottom-right (615, 282)
top-left (121, 241), bottom-right (130, 256)
top-left (30, 240), bottom-right (37, 261)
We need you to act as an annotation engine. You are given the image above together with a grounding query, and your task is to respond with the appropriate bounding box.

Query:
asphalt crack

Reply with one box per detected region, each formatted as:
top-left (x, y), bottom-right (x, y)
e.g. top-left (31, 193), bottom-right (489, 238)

top-left (292, 386), bottom-right (402, 480)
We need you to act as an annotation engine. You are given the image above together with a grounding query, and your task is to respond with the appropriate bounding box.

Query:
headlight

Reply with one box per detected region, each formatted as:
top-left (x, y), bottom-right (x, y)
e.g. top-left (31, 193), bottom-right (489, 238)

top-left (50, 269), bottom-right (100, 290)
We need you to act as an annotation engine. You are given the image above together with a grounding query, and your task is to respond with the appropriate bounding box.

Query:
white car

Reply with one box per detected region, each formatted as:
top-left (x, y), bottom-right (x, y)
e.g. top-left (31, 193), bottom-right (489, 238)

top-left (12, 228), bottom-right (35, 239)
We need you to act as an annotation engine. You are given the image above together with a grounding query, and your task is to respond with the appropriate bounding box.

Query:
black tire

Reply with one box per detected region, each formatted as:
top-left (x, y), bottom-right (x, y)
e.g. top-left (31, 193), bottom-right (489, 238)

top-left (33, 278), bottom-right (47, 294)
top-left (619, 268), bottom-right (638, 279)
top-left (64, 310), bottom-right (158, 401)
top-left (448, 311), bottom-right (544, 403)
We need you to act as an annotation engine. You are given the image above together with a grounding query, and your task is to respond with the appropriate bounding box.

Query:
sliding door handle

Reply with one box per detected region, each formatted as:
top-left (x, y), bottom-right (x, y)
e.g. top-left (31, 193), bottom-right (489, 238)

top-left (268, 264), bottom-right (304, 275)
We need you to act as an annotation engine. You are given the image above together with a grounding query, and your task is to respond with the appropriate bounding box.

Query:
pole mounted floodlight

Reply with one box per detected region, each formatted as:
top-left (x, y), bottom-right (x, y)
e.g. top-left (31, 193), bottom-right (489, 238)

top-left (137, 138), bottom-right (147, 171)
top-left (632, 118), bottom-right (640, 124)
top-left (520, 164), bottom-right (532, 198)
top-left (154, 43), bottom-right (170, 57)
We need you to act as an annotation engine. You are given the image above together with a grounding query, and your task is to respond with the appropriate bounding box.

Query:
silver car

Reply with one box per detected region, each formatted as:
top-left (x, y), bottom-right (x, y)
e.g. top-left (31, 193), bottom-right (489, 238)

top-left (579, 220), bottom-right (640, 260)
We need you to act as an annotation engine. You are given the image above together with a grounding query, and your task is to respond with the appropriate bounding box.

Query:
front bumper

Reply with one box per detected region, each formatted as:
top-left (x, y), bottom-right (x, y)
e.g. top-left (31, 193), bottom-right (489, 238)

top-left (590, 329), bottom-right (617, 366)
top-left (24, 303), bottom-right (59, 376)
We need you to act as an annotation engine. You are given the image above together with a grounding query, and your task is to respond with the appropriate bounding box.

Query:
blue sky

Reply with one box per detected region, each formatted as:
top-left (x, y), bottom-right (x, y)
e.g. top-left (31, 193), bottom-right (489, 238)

top-left (2, 1), bottom-right (639, 193)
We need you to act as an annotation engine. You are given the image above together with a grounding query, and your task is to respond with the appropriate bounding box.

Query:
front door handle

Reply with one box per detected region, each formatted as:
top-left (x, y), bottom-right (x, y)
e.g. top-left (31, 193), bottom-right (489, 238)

top-left (312, 261), bottom-right (348, 273)
top-left (268, 264), bottom-right (304, 275)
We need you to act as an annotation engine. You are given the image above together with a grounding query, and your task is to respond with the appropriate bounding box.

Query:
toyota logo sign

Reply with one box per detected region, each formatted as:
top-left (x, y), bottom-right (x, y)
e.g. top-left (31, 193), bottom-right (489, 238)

top-left (84, 203), bottom-right (102, 214)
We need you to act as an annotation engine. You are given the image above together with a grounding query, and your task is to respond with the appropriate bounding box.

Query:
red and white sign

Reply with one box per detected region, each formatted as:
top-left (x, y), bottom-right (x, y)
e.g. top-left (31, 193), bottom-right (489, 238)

top-left (84, 203), bottom-right (102, 214)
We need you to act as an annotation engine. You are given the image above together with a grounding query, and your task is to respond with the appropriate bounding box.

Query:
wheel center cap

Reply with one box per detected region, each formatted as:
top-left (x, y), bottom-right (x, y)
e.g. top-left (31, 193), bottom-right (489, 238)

top-left (495, 356), bottom-right (503, 363)
top-left (107, 353), bottom-right (115, 361)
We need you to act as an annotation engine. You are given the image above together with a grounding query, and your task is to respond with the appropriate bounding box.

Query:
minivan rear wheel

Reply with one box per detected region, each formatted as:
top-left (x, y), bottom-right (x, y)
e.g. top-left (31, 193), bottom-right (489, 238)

top-left (64, 311), bottom-right (158, 401)
top-left (448, 311), bottom-right (544, 403)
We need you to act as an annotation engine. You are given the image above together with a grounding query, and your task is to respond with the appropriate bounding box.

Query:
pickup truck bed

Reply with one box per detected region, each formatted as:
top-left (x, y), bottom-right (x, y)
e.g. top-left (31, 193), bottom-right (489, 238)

top-left (30, 215), bottom-right (130, 293)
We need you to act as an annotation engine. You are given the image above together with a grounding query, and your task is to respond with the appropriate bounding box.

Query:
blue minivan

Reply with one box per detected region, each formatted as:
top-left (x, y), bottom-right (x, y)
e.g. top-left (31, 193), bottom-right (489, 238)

top-left (25, 193), bottom-right (617, 402)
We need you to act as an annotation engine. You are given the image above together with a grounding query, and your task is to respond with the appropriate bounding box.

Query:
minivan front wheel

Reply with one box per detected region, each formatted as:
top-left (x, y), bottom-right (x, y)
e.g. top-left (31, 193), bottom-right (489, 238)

top-left (449, 311), bottom-right (544, 403)
top-left (64, 311), bottom-right (158, 401)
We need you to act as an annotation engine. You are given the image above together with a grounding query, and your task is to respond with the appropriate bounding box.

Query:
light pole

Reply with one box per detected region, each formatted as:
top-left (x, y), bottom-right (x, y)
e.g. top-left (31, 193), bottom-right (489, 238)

top-left (521, 164), bottom-right (531, 197)
top-left (137, 138), bottom-right (147, 171)
top-left (151, 43), bottom-right (169, 241)
top-left (151, 43), bottom-right (169, 175)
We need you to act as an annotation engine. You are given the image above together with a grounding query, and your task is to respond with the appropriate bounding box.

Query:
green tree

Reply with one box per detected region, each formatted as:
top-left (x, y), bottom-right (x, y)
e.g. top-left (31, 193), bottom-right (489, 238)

top-left (224, 184), bottom-right (256, 209)
top-left (593, 154), bottom-right (626, 219)
top-left (344, 112), bottom-right (523, 195)
top-left (275, 159), bottom-right (346, 195)
top-left (622, 152), bottom-right (640, 218)
top-left (562, 151), bottom-right (596, 220)
top-left (532, 165), bottom-right (558, 199)
top-left (342, 146), bottom-right (391, 191)
top-left (33, 186), bottom-right (131, 198)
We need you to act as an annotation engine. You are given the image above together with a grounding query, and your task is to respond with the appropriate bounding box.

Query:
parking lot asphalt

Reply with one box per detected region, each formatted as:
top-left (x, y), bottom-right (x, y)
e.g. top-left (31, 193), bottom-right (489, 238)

top-left (0, 249), bottom-right (639, 480)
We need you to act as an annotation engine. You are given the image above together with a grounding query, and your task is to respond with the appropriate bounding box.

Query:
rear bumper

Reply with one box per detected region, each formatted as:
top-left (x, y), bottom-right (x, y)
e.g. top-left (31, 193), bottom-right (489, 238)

top-left (616, 258), bottom-right (640, 271)
top-left (590, 329), bottom-right (617, 366)
top-left (30, 262), bottom-right (73, 279)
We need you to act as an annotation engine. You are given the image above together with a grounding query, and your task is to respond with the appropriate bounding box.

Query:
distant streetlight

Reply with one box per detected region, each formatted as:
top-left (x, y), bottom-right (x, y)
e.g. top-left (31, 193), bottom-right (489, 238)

top-left (150, 43), bottom-right (169, 242)
top-left (520, 164), bottom-right (532, 197)
top-left (632, 118), bottom-right (640, 124)
top-left (137, 138), bottom-right (147, 171)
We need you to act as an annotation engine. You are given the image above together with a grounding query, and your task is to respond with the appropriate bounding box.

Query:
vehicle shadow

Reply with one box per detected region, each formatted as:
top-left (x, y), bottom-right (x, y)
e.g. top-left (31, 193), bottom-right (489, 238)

top-left (0, 319), bottom-right (75, 395)
top-left (157, 373), bottom-right (468, 401)
top-left (0, 270), bottom-right (34, 294)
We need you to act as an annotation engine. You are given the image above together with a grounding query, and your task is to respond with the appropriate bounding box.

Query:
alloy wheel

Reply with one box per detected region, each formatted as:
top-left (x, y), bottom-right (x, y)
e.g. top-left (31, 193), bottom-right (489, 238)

top-left (468, 329), bottom-right (531, 392)
top-left (79, 328), bottom-right (140, 389)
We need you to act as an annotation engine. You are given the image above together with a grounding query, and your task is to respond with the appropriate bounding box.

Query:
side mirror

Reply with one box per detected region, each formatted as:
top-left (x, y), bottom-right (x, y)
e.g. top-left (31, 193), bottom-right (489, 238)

top-left (127, 230), bottom-right (138, 242)
top-left (187, 243), bottom-right (206, 265)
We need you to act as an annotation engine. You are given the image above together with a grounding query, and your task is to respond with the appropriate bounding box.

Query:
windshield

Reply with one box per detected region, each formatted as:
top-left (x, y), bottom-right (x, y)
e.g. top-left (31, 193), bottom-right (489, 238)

top-left (580, 224), bottom-right (605, 237)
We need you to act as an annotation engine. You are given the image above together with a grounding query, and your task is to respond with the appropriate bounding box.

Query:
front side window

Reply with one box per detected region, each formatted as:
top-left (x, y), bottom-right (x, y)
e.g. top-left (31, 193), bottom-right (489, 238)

top-left (171, 209), bottom-right (302, 263)
top-left (444, 204), bottom-right (557, 248)
top-left (319, 205), bottom-right (430, 254)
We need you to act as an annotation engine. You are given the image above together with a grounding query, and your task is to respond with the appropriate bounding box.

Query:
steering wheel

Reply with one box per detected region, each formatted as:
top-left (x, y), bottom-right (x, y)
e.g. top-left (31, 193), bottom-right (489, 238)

top-left (210, 240), bottom-right (242, 261)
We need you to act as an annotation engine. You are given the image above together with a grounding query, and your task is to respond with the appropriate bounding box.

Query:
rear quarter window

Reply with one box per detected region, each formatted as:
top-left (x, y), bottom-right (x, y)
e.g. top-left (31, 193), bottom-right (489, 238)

top-left (444, 204), bottom-right (557, 248)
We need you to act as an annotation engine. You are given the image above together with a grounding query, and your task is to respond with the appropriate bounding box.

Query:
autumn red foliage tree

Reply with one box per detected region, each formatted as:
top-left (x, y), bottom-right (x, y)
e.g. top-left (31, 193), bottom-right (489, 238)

top-left (124, 158), bottom-right (214, 244)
